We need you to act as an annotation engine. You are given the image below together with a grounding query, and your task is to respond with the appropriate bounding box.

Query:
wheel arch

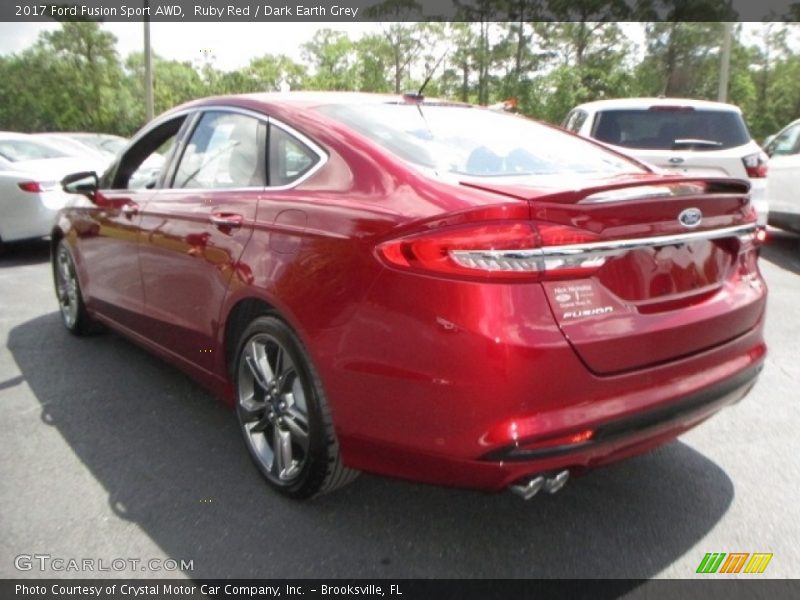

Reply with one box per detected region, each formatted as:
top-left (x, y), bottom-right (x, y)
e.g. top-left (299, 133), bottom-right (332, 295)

top-left (222, 297), bottom-right (276, 379)
top-left (50, 226), bottom-right (64, 261)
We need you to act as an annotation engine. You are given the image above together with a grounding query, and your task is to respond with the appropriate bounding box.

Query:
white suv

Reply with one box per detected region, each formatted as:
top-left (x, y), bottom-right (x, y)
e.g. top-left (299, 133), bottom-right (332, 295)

top-left (563, 98), bottom-right (769, 226)
top-left (764, 118), bottom-right (800, 233)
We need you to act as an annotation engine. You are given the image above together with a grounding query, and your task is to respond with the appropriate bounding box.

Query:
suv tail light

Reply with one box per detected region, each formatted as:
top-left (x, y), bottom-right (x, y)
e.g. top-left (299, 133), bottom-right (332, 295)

top-left (742, 152), bottom-right (768, 178)
top-left (377, 222), bottom-right (605, 282)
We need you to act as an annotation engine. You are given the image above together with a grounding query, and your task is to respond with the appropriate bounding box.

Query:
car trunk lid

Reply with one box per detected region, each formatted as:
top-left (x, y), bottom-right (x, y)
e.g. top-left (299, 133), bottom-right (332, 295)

top-left (462, 176), bottom-right (765, 374)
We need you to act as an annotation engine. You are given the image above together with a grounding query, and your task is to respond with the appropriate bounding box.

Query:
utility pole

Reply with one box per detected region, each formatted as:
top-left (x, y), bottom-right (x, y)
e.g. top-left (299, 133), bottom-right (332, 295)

top-left (144, 0), bottom-right (154, 121)
top-left (718, 22), bottom-right (733, 103)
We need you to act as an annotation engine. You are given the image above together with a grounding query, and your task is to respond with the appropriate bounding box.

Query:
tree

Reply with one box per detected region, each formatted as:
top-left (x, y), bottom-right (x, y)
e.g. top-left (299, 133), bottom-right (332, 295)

top-left (302, 29), bottom-right (358, 91)
top-left (0, 22), bottom-right (128, 133)
top-left (247, 54), bottom-right (307, 92)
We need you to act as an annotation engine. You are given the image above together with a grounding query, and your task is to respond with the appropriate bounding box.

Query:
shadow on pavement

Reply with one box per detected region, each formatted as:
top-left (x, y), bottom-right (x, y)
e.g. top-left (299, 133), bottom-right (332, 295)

top-left (0, 239), bottom-right (51, 268)
top-left (761, 229), bottom-right (800, 276)
top-left (8, 313), bottom-right (735, 580)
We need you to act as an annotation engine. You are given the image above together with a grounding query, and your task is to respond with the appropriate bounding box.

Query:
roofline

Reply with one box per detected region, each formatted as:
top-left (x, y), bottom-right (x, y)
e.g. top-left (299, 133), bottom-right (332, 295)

top-left (573, 97), bottom-right (743, 112)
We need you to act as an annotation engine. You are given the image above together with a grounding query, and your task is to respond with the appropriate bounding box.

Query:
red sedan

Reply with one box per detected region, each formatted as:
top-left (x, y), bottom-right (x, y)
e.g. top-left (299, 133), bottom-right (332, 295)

top-left (53, 93), bottom-right (766, 499)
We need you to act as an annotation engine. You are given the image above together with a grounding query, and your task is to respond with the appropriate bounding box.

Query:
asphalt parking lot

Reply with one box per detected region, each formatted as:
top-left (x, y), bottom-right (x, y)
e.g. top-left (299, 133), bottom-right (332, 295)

top-left (1, 232), bottom-right (799, 581)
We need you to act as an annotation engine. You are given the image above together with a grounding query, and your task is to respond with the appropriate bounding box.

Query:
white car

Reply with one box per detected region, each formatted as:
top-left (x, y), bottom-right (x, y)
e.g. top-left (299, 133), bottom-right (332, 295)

top-left (765, 119), bottom-right (800, 233)
top-left (0, 132), bottom-right (102, 246)
top-left (563, 98), bottom-right (770, 227)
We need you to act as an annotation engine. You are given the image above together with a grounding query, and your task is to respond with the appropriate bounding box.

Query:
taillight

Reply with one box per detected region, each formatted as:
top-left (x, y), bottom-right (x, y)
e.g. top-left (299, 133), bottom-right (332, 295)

top-left (742, 152), bottom-right (768, 178)
top-left (18, 181), bottom-right (43, 193)
top-left (377, 221), bottom-right (605, 282)
top-left (17, 181), bottom-right (57, 193)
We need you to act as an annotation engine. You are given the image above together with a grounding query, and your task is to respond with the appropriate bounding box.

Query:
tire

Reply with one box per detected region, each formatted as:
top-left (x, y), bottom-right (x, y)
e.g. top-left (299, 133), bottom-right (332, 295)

top-left (234, 315), bottom-right (358, 499)
top-left (53, 240), bottom-right (99, 335)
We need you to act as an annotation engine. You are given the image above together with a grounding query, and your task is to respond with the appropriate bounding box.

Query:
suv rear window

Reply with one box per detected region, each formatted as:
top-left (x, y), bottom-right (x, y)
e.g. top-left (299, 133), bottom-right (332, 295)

top-left (592, 108), bottom-right (751, 151)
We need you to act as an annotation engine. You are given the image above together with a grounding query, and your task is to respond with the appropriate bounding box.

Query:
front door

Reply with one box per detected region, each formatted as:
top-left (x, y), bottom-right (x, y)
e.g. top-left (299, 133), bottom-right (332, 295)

top-left (138, 110), bottom-right (267, 371)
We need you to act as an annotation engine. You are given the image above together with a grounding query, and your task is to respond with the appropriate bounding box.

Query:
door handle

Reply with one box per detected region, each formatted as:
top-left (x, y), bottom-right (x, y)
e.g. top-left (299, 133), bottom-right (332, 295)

top-left (121, 202), bottom-right (139, 218)
top-left (210, 213), bottom-right (243, 229)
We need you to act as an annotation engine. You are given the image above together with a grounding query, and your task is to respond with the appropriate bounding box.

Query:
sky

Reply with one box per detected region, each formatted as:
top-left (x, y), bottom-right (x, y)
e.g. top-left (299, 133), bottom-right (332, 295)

top-left (0, 22), bottom-right (381, 70)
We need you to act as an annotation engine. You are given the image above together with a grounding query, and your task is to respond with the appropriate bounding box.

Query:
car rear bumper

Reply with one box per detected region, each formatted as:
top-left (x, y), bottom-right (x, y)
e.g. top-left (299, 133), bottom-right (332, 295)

top-left (341, 351), bottom-right (762, 492)
top-left (328, 271), bottom-right (766, 490)
top-left (0, 192), bottom-right (64, 243)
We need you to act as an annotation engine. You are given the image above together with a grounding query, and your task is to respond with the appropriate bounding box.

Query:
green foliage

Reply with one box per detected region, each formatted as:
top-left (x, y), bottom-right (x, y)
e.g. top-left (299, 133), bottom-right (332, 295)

top-left (0, 19), bottom-right (798, 143)
top-left (302, 29), bottom-right (358, 91)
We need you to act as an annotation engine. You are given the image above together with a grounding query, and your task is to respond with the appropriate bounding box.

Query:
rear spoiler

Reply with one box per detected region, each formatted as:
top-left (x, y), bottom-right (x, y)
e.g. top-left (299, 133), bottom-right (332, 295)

top-left (462, 176), bottom-right (751, 205)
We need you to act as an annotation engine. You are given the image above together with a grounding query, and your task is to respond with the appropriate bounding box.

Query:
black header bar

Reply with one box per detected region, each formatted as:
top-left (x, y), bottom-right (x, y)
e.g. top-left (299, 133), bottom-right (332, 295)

top-left (2, 0), bottom-right (799, 23)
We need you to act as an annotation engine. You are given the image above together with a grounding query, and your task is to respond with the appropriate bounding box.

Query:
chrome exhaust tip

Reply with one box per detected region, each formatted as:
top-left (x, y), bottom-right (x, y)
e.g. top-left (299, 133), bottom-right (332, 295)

top-left (510, 475), bottom-right (545, 500)
top-left (510, 470), bottom-right (570, 500)
top-left (544, 470), bottom-right (570, 494)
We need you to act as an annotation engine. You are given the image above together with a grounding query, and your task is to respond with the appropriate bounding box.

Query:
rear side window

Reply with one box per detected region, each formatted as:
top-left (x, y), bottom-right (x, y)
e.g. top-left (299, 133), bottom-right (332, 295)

top-left (564, 109), bottom-right (588, 133)
top-left (268, 125), bottom-right (320, 187)
top-left (768, 123), bottom-right (800, 156)
top-left (592, 109), bottom-right (751, 150)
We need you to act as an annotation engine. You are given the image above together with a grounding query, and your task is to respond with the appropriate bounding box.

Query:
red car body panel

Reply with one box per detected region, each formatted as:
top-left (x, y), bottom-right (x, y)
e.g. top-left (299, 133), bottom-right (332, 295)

top-left (54, 93), bottom-right (767, 492)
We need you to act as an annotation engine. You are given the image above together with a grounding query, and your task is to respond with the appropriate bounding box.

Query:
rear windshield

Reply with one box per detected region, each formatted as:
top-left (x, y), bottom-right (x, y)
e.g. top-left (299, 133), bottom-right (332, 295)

top-left (317, 103), bottom-right (643, 177)
top-left (592, 108), bottom-right (751, 150)
top-left (0, 138), bottom-right (68, 162)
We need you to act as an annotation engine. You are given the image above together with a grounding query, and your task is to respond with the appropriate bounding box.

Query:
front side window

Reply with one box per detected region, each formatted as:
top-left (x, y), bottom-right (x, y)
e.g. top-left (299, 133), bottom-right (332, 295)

top-left (174, 111), bottom-right (265, 189)
top-left (110, 116), bottom-right (185, 190)
top-left (317, 103), bottom-right (641, 178)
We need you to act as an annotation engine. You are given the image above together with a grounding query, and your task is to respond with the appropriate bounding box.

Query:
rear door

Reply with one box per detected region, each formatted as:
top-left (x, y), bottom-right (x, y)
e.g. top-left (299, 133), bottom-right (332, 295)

top-left (467, 177), bottom-right (766, 374)
top-left (137, 109), bottom-right (266, 371)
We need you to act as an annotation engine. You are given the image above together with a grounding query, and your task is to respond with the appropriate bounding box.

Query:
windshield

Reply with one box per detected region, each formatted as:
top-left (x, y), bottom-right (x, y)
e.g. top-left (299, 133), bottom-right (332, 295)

top-left (0, 138), bottom-right (69, 162)
top-left (593, 108), bottom-right (751, 150)
top-left (317, 103), bottom-right (643, 178)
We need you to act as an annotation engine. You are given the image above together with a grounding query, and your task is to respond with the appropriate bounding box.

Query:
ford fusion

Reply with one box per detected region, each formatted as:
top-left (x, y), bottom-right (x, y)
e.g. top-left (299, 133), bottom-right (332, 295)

top-left (52, 93), bottom-right (767, 499)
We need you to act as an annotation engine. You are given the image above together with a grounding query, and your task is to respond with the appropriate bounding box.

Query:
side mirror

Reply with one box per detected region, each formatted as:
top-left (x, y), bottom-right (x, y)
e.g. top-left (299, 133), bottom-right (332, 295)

top-left (61, 171), bottom-right (98, 197)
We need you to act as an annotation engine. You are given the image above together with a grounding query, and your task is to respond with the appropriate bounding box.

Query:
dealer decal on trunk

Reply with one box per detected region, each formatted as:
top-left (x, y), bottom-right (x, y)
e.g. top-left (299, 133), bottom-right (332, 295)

top-left (548, 283), bottom-right (616, 320)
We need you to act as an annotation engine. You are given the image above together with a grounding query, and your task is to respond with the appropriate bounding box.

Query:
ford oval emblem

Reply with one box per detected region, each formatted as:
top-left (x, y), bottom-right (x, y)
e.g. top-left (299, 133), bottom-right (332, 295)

top-left (678, 208), bottom-right (703, 228)
top-left (669, 157), bottom-right (685, 164)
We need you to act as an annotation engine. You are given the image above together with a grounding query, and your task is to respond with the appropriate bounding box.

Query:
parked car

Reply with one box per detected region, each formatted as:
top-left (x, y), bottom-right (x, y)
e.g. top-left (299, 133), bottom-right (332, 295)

top-left (764, 118), bottom-right (800, 233)
top-left (34, 132), bottom-right (113, 157)
top-left (60, 132), bottom-right (128, 157)
top-left (53, 93), bottom-right (766, 499)
top-left (34, 132), bottom-right (164, 189)
top-left (0, 132), bottom-right (102, 247)
top-left (563, 98), bottom-right (770, 227)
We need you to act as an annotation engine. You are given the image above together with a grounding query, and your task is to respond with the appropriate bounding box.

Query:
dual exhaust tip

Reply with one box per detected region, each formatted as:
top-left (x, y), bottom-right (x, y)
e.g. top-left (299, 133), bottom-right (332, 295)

top-left (510, 470), bottom-right (570, 500)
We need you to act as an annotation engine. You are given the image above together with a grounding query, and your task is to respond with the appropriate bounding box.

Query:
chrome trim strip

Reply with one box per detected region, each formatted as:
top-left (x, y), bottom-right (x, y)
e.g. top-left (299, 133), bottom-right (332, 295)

top-left (124, 104), bottom-right (328, 193)
top-left (449, 224), bottom-right (756, 268)
top-left (539, 223), bottom-right (756, 258)
top-left (193, 104), bottom-right (328, 193)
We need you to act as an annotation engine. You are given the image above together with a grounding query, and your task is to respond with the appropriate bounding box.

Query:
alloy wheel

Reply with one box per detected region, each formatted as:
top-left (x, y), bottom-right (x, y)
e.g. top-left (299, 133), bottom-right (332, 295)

top-left (55, 244), bottom-right (80, 329)
top-left (237, 333), bottom-right (310, 484)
